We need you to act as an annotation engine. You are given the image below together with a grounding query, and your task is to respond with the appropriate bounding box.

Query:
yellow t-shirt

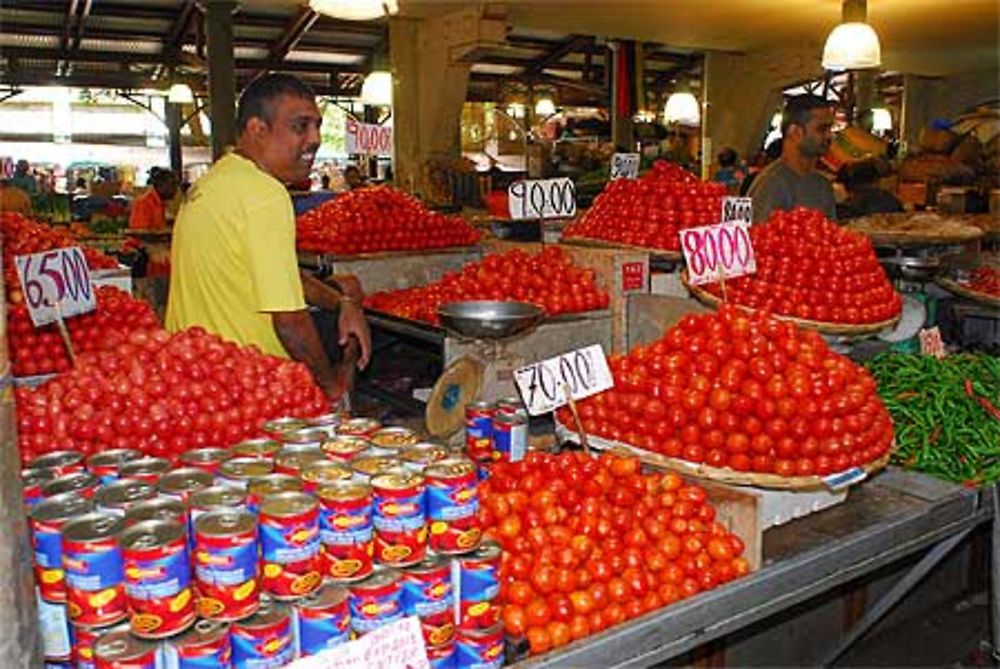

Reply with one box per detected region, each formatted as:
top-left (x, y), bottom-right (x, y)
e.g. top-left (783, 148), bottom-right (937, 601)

top-left (166, 153), bottom-right (305, 357)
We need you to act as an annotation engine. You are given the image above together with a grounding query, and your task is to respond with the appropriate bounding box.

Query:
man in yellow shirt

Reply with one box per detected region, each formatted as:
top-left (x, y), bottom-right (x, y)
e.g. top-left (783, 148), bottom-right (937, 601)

top-left (167, 74), bottom-right (370, 401)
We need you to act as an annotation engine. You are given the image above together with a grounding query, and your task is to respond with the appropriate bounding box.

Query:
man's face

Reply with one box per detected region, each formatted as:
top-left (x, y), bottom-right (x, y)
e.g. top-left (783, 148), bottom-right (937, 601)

top-left (797, 108), bottom-right (834, 159)
top-left (155, 180), bottom-right (178, 201)
top-left (252, 94), bottom-right (322, 183)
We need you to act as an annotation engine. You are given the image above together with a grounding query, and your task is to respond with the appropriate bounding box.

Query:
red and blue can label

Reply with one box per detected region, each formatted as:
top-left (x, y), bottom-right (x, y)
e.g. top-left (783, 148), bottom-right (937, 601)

top-left (318, 481), bottom-right (374, 582)
top-left (161, 619), bottom-right (232, 669)
top-left (294, 584), bottom-right (351, 657)
top-left (491, 413), bottom-right (527, 463)
top-left (454, 542), bottom-right (501, 630)
top-left (371, 472), bottom-right (427, 567)
top-left (259, 493), bottom-right (322, 599)
top-left (425, 459), bottom-right (481, 554)
top-left (401, 557), bottom-right (453, 619)
top-left (62, 513), bottom-right (128, 628)
top-left (454, 625), bottom-right (504, 669)
top-left (428, 642), bottom-right (457, 669)
top-left (193, 510), bottom-right (259, 622)
top-left (464, 402), bottom-right (495, 463)
top-left (349, 570), bottom-right (404, 635)
top-left (231, 601), bottom-right (295, 669)
top-left (121, 520), bottom-right (196, 639)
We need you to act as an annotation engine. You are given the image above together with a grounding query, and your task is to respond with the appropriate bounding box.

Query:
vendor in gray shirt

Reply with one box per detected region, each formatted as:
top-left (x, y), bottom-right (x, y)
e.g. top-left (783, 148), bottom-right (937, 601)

top-left (748, 94), bottom-right (836, 223)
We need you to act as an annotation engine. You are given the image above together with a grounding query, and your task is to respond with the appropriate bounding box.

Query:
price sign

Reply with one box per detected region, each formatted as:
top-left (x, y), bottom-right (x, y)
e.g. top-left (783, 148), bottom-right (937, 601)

top-left (919, 327), bottom-right (946, 358)
top-left (284, 616), bottom-right (429, 669)
top-left (610, 152), bottom-right (640, 180)
top-left (15, 246), bottom-right (96, 327)
top-left (720, 196), bottom-right (753, 225)
top-left (507, 177), bottom-right (577, 220)
top-left (621, 261), bottom-right (646, 292)
top-left (345, 118), bottom-right (393, 157)
top-left (513, 344), bottom-right (614, 416)
top-left (680, 221), bottom-right (756, 286)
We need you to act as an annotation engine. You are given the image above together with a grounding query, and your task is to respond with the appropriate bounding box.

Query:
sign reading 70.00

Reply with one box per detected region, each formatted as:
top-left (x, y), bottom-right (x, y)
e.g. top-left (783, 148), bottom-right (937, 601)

top-left (513, 344), bottom-right (614, 416)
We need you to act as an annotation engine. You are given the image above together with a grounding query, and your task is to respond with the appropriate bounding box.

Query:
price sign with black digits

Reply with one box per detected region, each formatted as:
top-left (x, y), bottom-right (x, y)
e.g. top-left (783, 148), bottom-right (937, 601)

top-left (507, 177), bottom-right (577, 220)
top-left (680, 222), bottom-right (757, 286)
top-left (513, 344), bottom-right (614, 416)
top-left (15, 247), bottom-right (96, 327)
top-left (610, 153), bottom-right (640, 180)
top-left (720, 196), bottom-right (753, 225)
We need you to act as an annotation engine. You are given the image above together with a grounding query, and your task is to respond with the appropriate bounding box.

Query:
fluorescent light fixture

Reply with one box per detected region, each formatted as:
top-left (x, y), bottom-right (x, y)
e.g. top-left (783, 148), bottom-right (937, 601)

top-left (167, 83), bottom-right (194, 104)
top-left (361, 71), bottom-right (393, 106)
top-left (822, 22), bottom-right (882, 70)
top-left (664, 91), bottom-right (700, 126)
top-left (309, 0), bottom-right (398, 21)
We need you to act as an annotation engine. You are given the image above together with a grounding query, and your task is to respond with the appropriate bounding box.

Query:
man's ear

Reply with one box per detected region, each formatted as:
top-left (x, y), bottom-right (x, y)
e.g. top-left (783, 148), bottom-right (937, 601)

top-left (244, 116), bottom-right (268, 142)
top-left (786, 124), bottom-right (804, 143)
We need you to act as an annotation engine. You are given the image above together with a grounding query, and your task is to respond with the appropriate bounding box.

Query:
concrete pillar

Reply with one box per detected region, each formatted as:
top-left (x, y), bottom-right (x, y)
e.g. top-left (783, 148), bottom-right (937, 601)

top-left (204, 0), bottom-right (239, 160)
top-left (166, 102), bottom-right (183, 175)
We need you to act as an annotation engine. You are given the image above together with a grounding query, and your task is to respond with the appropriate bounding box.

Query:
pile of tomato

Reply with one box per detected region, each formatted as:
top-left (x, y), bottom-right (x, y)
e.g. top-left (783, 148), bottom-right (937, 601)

top-left (364, 246), bottom-right (610, 323)
top-left (297, 185), bottom-right (481, 255)
top-left (563, 161), bottom-right (726, 251)
top-left (15, 326), bottom-right (328, 465)
top-left (960, 267), bottom-right (1000, 298)
top-left (481, 451), bottom-right (749, 655)
top-left (557, 304), bottom-right (894, 477)
top-left (699, 208), bottom-right (902, 325)
top-left (8, 286), bottom-right (159, 377)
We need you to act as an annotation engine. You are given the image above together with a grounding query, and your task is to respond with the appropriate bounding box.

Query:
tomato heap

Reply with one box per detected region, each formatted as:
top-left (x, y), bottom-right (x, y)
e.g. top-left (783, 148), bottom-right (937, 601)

top-left (8, 286), bottom-right (159, 377)
top-left (564, 161), bottom-right (726, 251)
top-left (481, 451), bottom-right (749, 655)
top-left (297, 185), bottom-right (481, 255)
top-left (364, 247), bottom-right (610, 324)
top-left (700, 208), bottom-right (902, 325)
top-left (15, 326), bottom-right (328, 465)
top-left (557, 305), bottom-right (894, 477)
top-left (961, 267), bottom-right (1000, 298)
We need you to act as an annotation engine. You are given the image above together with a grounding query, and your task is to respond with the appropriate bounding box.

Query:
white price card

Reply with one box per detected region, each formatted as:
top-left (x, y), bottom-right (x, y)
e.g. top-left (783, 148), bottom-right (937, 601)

top-left (284, 616), bottom-right (429, 669)
top-left (15, 246), bottom-right (96, 327)
top-left (513, 344), bottom-right (614, 416)
top-left (610, 152), bottom-right (640, 180)
top-left (345, 118), bottom-right (393, 157)
top-left (680, 221), bottom-right (757, 286)
top-left (507, 177), bottom-right (577, 220)
top-left (720, 196), bottom-right (753, 225)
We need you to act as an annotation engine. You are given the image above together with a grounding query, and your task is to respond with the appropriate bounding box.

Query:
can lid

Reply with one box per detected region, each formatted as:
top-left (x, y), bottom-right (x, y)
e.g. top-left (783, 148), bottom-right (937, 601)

top-left (230, 438), bottom-right (282, 458)
top-left (260, 491), bottom-right (318, 517)
top-left (172, 618), bottom-right (230, 646)
top-left (94, 629), bottom-right (156, 661)
top-left (119, 457), bottom-right (172, 475)
top-left (195, 508), bottom-right (256, 537)
top-left (301, 460), bottom-right (351, 484)
top-left (321, 435), bottom-right (371, 456)
top-left (336, 417), bottom-right (381, 434)
top-left (352, 567), bottom-right (401, 590)
top-left (236, 598), bottom-right (289, 629)
top-left (120, 519), bottom-right (185, 551)
top-left (124, 497), bottom-right (187, 524)
top-left (316, 479), bottom-right (372, 501)
top-left (247, 474), bottom-right (303, 497)
top-left (424, 457), bottom-right (476, 480)
top-left (220, 457), bottom-right (275, 480)
top-left (468, 400), bottom-right (496, 410)
top-left (457, 622), bottom-right (504, 640)
top-left (22, 467), bottom-right (55, 486)
top-left (469, 539), bottom-right (502, 561)
top-left (404, 553), bottom-right (448, 575)
top-left (493, 412), bottom-right (527, 426)
top-left (309, 412), bottom-right (343, 428)
top-left (95, 478), bottom-right (157, 507)
top-left (62, 511), bottom-right (124, 542)
top-left (29, 450), bottom-right (83, 470)
top-left (157, 467), bottom-right (214, 494)
top-left (299, 582), bottom-right (349, 610)
top-left (30, 491), bottom-right (94, 522)
top-left (274, 449), bottom-right (326, 472)
top-left (282, 427), bottom-right (329, 445)
top-left (263, 417), bottom-right (310, 433)
top-left (180, 447), bottom-right (231, 464)
top-left (190, 485), bottom-right (248, 509)
top-left (86, 448), bottom-right (143, 468)
top-left (350, 455), bottom-right (400, 477)
top-left (369, 427), bottom-right (419, 449)
top-left (371, 470), bottom-right (425, 491)
top-left (41, 472), bottom-right (98, 497)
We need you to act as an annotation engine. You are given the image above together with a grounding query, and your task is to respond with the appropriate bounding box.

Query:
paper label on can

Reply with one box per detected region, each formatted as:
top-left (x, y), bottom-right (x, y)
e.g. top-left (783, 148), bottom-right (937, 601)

top-left (64, 546), bottom-right (124, 591)
top-left (194, 541), bottom-right (257, 585)
top-left (350, 589), bottom-right (403, 633)
top-left (260, 522), bottom-right (321, 563)
top-left (33, 527), bottom-right (62, 569)
top-left (296, 607), bottom-right (351, 657)
top-left (232, 621), bottom-right (295, 669)
top-left (373, 492), bottom-right (425, 532)
top-left (459, 560), bottom-right (499, 603)
top-left (320, 505), bottom-right (373, 545)
top-left (124, 546), bottom-right (191, 600)
top-left (36, 591), bottom-right (71, 659)
top-left (401, 576), bottom-right (453, 618)
top-left (426, 483), bottom-right (479, 522)
top-left (162, 634), bottom-right (232, 669)
top-left (455, 632), bottom-right (504, 669)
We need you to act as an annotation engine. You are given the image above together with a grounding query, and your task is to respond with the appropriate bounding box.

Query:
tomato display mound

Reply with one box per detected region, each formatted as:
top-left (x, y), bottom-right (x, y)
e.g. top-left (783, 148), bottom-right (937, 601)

top-left (296, 185), bottom-right (481, 255)
top-left (481, 451), bottom-right (749, 655)
top-left (556, 304), bottom-right (894, 478)
top-left (364, 246), bottom-right (610, 324)
top-left (15, 326), bottom-right (328, 465)
top-left (563, 160), bottom-right (726, 252)
top-left (696, 208), bottom-right (902, 326)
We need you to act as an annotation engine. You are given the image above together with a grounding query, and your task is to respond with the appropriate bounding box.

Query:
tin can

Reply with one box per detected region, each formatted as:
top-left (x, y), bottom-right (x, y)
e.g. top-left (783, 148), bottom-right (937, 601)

top-left (491, 413), bottom-right (528, 463)
top-left (72, 622), bottom-right (129, 669)
top-left (320, 435), bottom-right (371, 463)
top-left (93, 629), bottom-right (158, 669)
top-left (317, 480), bottom-right (374, 582)
top-left (229, 438), bottom-right (282, 461)
top-left (36, 590), bottom-right (72, 663)
top-left (62, 512), bottom-right (127, 628)
top-left (369, 426), bottom-right (419, 452)
top-left (193, 509), bottom-right (259, 622)
top-left (120, 519), bottom-right (196, 639)
top-left (300, 460), bottom-right (351, 493)
top-left (348, 569), bottom-right (403, 635)
top-left (23, 467), bottom-right (55, 508)
top-left (294, 583), bottom-right (351, 657)
top-left (307, 412), bottom-right (344, 437)
top-left (189, 486), bottom-right (247, 527)
top-left (465, 402), bottom-right (496, 463)
top-left (279, 427), bottom-right (328, 449)
top-left (162, 619), bottom-right (232, 669)
top-left (246, 474), bottom-right (303, 515)
top-left (454, 541), bottom-right (501, 630)
top-left (399, 443), bottom-right (453, 472)
top-left (495, 398), bottom-right (525, 416)
top-left (403, 556), bottom-right (455, 647)
top-left (124, 497), bottom-right (188, 528)
top-left (371, 470), bottom-right (427, 567)
top-left (350, 455), bottom-right (401, 481)
top-left (31, 493), bottom-right (95, 603)
top-left (179, 447), bottom-right (231, 475)
top-left (95, 479), bottom-right (158, 517)
top-left (158, 467), bottom-right (215, 504)
top-left (86, 449), bottom-right (143, 484)
top-left (273, 447), bottom-right (326, 478)
top-left (118, 458), bottom-right (172, 485)
top-left (428, 641), bottom-right (457, 669)
top-left (29, 450), bottom-right (85, 477)
top-left (217, 457), bottom-right (273, 489)
top-left (425, 458), bottom-right (481, 554)
top-left (230, 599), bottom-right (295, 669)
top-left (454, 624), bottom-right (504, 669)
top-left (42, 472), bottom-right (100, 500)
top-left (259, 492), bottom-right (322, 599)
top-left (262, 417), bottom-right (309, 440)
top-left (336, 417), bottom-right (381, 438)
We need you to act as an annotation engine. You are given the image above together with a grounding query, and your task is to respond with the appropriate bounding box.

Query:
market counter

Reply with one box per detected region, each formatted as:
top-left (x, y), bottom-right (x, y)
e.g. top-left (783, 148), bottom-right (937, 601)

top-left (512, 468), bottom-right (991, 668)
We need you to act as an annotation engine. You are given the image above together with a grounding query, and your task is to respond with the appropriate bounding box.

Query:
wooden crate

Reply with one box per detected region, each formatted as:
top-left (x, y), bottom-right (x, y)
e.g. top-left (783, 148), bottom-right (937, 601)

top-left (298, 247), bottom-right (482, 294)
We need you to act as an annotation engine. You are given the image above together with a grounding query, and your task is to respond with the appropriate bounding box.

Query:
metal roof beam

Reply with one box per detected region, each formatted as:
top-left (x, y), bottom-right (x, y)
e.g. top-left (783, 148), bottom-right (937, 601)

top-left (71, 0), bottom-right (93, 52)
top-left (266, 7), bottom-right (321, 67)
top-left (163, 0), bottom-right (199, 65)
top-left (522, 34), bottom-right (591, 77)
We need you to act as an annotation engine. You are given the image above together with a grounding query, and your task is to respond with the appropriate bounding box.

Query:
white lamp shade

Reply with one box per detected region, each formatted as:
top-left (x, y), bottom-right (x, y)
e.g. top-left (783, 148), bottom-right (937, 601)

top-left (309, 0), bottom-right (398, 21)
top-left (361, 71), bottom-right (393, 106)
top-left (167, 83), bottom-right (194, 104)
top-left (872, 108), bottom-right (892, 133)
top-left (534, 97), bottom-right (556, 117)
top-left (664, 91), bottom-right (700, 126)
top-left (822, 22), bottom-right (882, 70)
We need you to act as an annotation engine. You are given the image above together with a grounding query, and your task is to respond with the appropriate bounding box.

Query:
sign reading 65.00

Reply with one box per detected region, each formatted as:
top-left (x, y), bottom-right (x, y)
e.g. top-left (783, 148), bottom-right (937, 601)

top-left (15, 246), bottom-right (96, 326)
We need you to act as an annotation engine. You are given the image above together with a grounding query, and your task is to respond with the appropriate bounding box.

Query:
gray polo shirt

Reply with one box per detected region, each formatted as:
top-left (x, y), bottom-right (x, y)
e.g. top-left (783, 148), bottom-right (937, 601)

top-left (747, 160), bottom-right (837, 223)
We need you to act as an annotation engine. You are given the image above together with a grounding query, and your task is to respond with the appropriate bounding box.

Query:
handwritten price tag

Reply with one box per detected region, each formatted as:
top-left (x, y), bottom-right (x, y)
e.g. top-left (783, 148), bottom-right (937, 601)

top-left (720, 196), bottom-right (753, 225)
top-left (284, 616), bottom-right (429, 669)
top-left (15, 247), bottom-right (96, 327)
top-left (610, 153), bottom-right (640, 180)
top-left (345, 118), bottom-right (393, 157)
top-left (513, 344), bottom-right (614, 416)
top-left (680, 221), bottom-right (756, 286)
top-left (507, 177), bottom-right (577, 220)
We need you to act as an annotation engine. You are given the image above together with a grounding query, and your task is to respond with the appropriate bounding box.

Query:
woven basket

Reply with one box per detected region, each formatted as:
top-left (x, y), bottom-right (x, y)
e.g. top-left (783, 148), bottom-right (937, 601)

top-left (936, 277), bottom-right (1000, 307)
top-left (561, 235), bottom-right (683, 260)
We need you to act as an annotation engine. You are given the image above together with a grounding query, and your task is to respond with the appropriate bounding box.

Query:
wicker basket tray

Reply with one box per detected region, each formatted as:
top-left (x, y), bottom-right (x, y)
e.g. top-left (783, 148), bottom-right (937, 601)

top-left (936, 277), bottom-right (1000, 308)
top-left (561, 235), bottom-right (683, 260)
top-left (844, 212), bottom-right (985, 247)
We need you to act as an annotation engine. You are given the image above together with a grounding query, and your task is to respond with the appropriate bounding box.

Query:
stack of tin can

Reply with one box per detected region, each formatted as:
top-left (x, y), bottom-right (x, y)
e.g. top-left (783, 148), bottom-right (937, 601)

top-left (23, 413), bottom-right (505, 669)
top-left (465, 398), bottom-right (530, 464)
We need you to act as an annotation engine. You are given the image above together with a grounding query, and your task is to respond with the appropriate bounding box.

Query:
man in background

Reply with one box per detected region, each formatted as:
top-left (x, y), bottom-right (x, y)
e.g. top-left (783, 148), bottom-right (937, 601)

top-left (129, 167), bottom-right (178, 230)
top-left (9, 159), bottom-right (37, 194)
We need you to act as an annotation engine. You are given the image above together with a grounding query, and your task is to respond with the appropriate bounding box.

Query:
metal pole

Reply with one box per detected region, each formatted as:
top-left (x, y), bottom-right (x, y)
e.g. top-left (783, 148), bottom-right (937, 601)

top-left (204, 0), bottom-right (239, 159)
top-left (166, 101), bottom-right (183, 175)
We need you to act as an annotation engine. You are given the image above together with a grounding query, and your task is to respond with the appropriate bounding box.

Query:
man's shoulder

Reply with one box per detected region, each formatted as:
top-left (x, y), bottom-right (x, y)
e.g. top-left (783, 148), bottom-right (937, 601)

top-left (747, 161), bottom-right (789, 195)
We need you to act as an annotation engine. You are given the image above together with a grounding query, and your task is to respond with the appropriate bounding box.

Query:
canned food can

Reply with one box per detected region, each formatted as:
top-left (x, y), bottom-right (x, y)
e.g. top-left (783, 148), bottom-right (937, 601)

top-left (179, 447), bottom-right (231, 475)
top-left (23, 467), bottom-right (55, 508)
top-left (120, 519), bottom-right (196, 639)
top-left (371, 471), bottom-right (427, 567)
top-left (93, 628), bottom-right (158, 669)
top-left (36, 590), bottom-right (72, 662)
top-left (273, 447), bottom-right (326, 478)
top-left (246, 474), bottom-right (303, 515)
top-left (294, 583), bottom-right (351, 657)
top-left (320, 435), bottom-right (371, 463)
top-left (86, 449), bottom-right (143, 484)
top-left (279, 427), bottom-right (329, 449)
top-left (307, 412), bottom-right (344, 437)
top-left (41, 472), bottom-right (100, 500)
top-left (399, 443), bottom-right (453, 472)
top-left (189, 486), bottom-right (247, 527)
top-left (336, 417), bottom-right (381, 437)
top-left (29, 450), bottom-right (86, 477)
top-left (217, 458), bottom-right (274, 489)
top-left (495, 398), bottom-right (525, 416)
top-left (428, 641), bottom-right (456, 669)
top-left (230, 599), bottom-right (295, 669)
top-left (259, 492), bottom-right (322, 599)
top-left (118, 458), bottom-right (172, 485)
top-left (369, 427), bottom-right (419, 452)
top-left (125, 497), bottom-right (187, 528)
top-left (161, 618), bottom-right (232, 669)
top-left (229, 438), bottom-right (282, 461)
top-left (402, 556), bottom-right (455, 648)
top-left (62, 512), bottom-right (127, 628)
top-left (95, 479), bottom-right (158, 517)
top-left (262, 417), bottom-right (310, 440)
top-left (491, 413), bottom-right (528, 463)
top-left (465, 402), bottom-right (496, 463)
top-left (158, 467), bottom-right (216, 504)
top-left (31, 493), bottom-right (96, 603)
top-left (454, 623), bottom-right (504, 669)
top-left (454, 540), bottom-right (501, 630)
top-left (193, 509), bottom-right (259, 622)
top-left (350, 455), bottom-right (401, 481)
top-left (348, 569), bottom-right (403, 635)
top-left (72, 622), bottom-right (129, 669)
top-left (300, 460), bottom-right (351, 493)
top-left (425, 458), bottom-right (481, 554)
top-left (317, 480), bottom-right (374, 582)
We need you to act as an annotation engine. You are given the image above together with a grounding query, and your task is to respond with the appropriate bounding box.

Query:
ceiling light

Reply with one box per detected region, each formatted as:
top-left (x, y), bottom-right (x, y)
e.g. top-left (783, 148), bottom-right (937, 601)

top-left (505, 103), bottom-right (525, 119)
top-left (309, 0), bottom-right (398, 21)
top-left (167, 83), bottom-right (194, 104)
top-left (361, 71), bottom-right (392, 106)
top-left (822, 22), bottom-right (881, 70)
top-left (872, 107), bottom-right (892, 133)
top-left (534, 96), bottom-right (556, 118)
top-left (663, 91), bottom-right (700, 126)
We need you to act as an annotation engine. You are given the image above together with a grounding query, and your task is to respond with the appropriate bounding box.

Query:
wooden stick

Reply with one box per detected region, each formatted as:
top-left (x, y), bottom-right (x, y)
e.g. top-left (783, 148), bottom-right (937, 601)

top-left (561, 383), bottom-right (590, 455)
top-left (717, 262), bottom-right (727, 303)
top-left (53, 305), bottom-right (76, 368)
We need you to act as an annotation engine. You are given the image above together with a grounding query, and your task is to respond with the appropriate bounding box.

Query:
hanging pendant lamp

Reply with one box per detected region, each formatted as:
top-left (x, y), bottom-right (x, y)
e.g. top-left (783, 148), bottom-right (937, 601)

top-left (309, 0), bottom-right (398, 21)
top-left (822, 21), bottom-right (881, 70)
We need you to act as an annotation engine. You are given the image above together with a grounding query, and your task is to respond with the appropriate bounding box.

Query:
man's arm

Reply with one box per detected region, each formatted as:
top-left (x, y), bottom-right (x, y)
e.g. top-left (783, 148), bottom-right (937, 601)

top-left (272, 309), bottom-right (346, 400)
top-left (300, 271), bottom-right (371, 368)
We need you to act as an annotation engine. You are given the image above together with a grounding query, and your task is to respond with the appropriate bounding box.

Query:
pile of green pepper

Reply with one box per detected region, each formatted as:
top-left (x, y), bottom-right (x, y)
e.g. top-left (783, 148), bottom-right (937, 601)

top-left (866, 352), bottom-right (1000, 485)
